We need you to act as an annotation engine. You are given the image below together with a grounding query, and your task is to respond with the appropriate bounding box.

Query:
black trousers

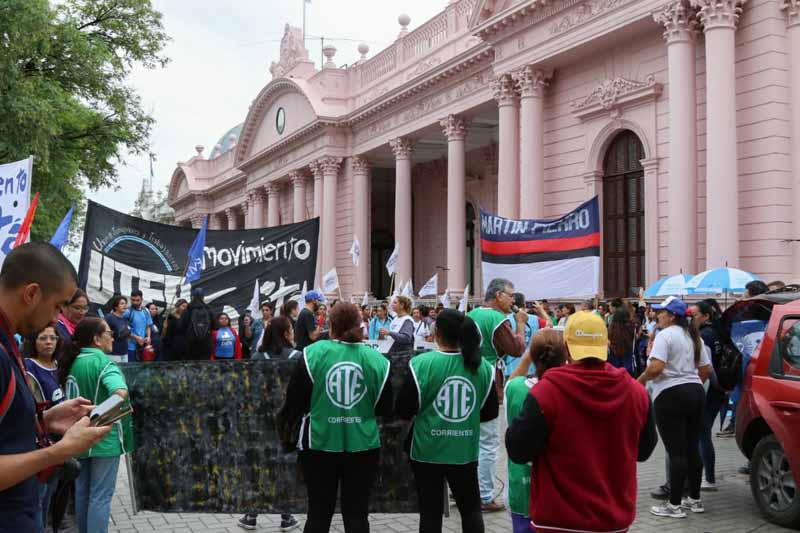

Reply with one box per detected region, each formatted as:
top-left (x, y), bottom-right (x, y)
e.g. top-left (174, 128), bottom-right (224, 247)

top-left (299, 449), bottom-right (380, 533)
top-left (410, 460), bottom-right (484, 533)
top-left (654, 383), bottom-right (706, 506)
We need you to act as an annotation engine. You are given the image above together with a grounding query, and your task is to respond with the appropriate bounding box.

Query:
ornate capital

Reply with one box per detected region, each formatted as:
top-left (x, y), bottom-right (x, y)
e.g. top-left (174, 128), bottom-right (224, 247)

top-left (390, 138), bottom-right (414, 159)
top-left (289, 170), bottom-right (306, 188)
top-left (492, 73), bottom-right (519, 106)
top-left (514, 66), bottom-right (553, 98)
top-left (249, 189), bottom-right (266, 203)
top-left (690, 0), bottom-right (746, 30)
top-left (265, 183), bottom-right (281, 197)
top-left (225, 207), bottom-right (237, 219)
top-left (654, 0), bottom-right (700, 42)
top-left (440, 115), bottom-right (470, 141)
top-left (240, 200), bottom-right (249, 213)
top-left (782, 0), bottom-right (800, 27)
top-left (319, 156), bottom-right (343, 174)
top-left (189, 214), bottom-right (206, 228)
top-left (351, 156), bottom-right (371, 174)
top-left (309, 159), bottom-right (323, 178)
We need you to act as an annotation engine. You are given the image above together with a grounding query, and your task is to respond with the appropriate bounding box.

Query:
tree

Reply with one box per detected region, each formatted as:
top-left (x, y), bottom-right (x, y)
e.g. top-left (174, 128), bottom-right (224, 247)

top-left (0, 0), bottom-right (169, 242)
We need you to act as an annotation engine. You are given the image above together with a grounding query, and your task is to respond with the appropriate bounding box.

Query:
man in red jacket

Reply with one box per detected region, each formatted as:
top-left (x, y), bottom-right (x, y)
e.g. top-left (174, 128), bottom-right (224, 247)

top-left (506, 311), bottom-right (657, 533)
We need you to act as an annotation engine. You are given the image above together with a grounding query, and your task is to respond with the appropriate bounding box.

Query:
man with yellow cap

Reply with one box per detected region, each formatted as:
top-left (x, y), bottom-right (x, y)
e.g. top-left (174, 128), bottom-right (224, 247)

top-left (506, 311), bottom-right (658, 533)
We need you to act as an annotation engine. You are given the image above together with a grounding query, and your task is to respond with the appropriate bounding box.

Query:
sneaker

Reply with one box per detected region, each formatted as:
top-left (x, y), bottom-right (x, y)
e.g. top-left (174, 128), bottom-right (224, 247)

top-left (237, 515), bottom-right (257, 531)
top-left (717, 425), bottom-right (735, 437)
top-left (280, 515), bottom-right (300, 531)
top-left (681, 497), bottom-right (705, 513)
top-left (481, 500), bottom-right (505, 513)
top-left (650, 485), bottom-right (670, 500)
top-left (701, 479), bottom-right (718, 491)
top-left (650, 503), bottom-right (686, 518)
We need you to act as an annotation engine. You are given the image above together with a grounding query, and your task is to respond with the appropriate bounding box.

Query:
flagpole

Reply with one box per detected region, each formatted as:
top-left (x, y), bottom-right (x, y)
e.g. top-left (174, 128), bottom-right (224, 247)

top-left (388, 273), bottom-right (395, 298)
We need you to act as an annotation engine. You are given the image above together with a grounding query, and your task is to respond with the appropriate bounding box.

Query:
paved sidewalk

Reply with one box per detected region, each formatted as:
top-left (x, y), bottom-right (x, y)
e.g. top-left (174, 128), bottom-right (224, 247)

top-left (106, 433), bottom-right (793, 533)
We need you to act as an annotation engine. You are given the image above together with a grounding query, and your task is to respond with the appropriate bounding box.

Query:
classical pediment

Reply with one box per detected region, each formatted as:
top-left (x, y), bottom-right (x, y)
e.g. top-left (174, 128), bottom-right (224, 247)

top-left (469, 0), bottom-right (519, 28)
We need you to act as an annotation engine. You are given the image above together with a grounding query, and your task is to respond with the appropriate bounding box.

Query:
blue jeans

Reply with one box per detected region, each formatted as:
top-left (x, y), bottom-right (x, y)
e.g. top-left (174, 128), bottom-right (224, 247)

top-left (75, 456), bottom-right (121, 533)
top-left (512, 513), bottom-right (535, 532)
top-left (34, 477), bottom-right (58, 533)
top-left (699, 387), bottom-right (727, 483)
top-left (478, 418), bottom-right (500, 503)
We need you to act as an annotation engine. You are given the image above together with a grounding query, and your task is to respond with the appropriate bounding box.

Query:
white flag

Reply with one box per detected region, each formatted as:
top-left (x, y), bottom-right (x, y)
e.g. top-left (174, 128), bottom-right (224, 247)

top-left (246, 279), bottom-right (260, 316)
top-left (458, 284), bottom-right (470, 313)
top-left (386, 242), bottom-right (400, 276)
top-left (401, 279), bottom-right (413, 298)
top-left (439, 288), bottom-right (450, 308)
top-left (323, 268), bottom-right (339, 293)
top-left (418, 273), bottom-right (438, 297)
top-left (362, 292), bottom-right (369, 308)
top-left (350, 235), bottom-right (361, 266)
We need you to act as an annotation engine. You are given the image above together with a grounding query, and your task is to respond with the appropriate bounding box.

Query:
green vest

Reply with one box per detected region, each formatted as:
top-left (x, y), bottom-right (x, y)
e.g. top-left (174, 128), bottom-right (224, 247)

top-left (409, 351), bottom-right (494, 464)
top-left (65, 348), bottom-right (133, 458)
top-left (467, 307), bottom-right (508, 364)
top-left (504, 376), bottom-right (535, 516)
top-left (304, 340), bottom-right (390, 452)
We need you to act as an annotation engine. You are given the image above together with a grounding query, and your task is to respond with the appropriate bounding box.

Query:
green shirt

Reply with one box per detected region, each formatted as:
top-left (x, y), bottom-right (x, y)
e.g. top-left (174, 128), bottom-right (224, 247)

top-left (65, 347), bottom-right (133, 458)
top-left (467, 307), bottom-right (509, 365)
top-left (304, 340), bottom-right (391, 452)
top-left (505, 376), bottom-right (535, 516)
top-left (409, 351), bottom-right (494, 464)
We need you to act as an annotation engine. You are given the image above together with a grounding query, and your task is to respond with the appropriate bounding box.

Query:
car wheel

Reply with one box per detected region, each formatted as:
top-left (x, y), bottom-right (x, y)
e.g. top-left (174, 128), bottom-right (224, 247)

top-left (750, 434), bottom-right (800, 528)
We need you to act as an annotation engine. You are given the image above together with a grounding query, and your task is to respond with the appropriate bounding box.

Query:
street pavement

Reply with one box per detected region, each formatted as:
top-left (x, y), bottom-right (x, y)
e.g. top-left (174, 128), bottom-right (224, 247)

top-left (106, 423), bottom-right (795, 533)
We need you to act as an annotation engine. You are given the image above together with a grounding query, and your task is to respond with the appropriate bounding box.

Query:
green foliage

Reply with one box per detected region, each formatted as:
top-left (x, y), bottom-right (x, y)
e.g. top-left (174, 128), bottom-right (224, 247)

top-left (0, 0), bottom-right (169, 241)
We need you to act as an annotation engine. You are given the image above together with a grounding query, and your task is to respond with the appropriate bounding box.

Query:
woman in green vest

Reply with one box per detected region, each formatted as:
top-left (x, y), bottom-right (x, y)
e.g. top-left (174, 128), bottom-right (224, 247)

top-left (504, 328), bottom-right (568, 533)
top-left (396, 309), bottom-right (498, 533)
top-left (59, 317), bottom-right (132, 533)
top-left (278, 302), bottom-right (392, 533)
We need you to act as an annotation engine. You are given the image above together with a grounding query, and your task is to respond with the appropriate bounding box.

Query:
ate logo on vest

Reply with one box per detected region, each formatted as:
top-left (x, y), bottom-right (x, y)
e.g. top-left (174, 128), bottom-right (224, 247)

top-left (65, 376), bottom-right (80, 401)
top-left (325, 362), bottom-right (367, 409)
top-left (434, 376), bottom-right (477, 423)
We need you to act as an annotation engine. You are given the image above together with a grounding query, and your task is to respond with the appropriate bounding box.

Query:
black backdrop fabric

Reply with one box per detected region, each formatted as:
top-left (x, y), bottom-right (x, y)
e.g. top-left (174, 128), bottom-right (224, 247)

top-left (77, 201), bottom-right (319, 316)
top-left (120, 358), bottom-right (418, 514)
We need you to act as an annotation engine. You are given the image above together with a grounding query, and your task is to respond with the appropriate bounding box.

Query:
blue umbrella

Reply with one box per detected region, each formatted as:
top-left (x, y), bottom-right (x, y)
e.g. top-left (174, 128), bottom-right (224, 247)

top-left (644, 274), bottom-right (695, 297)
top-left (686, 267), bottom-right (760, 294)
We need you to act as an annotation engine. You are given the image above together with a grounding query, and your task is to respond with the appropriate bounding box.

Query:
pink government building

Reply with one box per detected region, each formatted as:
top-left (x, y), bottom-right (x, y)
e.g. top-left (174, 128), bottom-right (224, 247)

top-left (167, 0), bottom-right (800, 299)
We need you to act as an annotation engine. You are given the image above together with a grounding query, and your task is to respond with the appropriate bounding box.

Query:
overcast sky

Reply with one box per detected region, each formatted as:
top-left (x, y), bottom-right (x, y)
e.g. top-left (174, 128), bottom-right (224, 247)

top-left (88, 0), bottom-right (445, 213)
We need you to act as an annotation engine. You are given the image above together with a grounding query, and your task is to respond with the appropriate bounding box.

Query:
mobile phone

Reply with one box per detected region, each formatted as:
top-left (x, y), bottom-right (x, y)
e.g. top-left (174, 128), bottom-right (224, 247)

top-left (90, 395), bottom-right (132, 427)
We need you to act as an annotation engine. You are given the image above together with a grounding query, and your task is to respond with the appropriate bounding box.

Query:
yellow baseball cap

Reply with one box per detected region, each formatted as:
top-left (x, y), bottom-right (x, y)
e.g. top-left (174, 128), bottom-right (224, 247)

top-left (564, 311), bottom-right (608, 361)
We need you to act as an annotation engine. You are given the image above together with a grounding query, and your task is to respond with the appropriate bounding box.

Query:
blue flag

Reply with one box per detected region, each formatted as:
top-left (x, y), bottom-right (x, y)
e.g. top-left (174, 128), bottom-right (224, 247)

top-left (49, 206), bottom-right (74, 251)
top-left (184, 216), bottom-right (208, 284)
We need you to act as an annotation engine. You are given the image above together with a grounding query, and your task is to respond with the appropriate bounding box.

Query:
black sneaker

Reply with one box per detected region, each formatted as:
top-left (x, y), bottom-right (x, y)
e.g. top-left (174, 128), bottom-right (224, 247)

top-left (281, 515), bottom-right (300, 531)
top-left (650, 485), bottom-right (670, 500)
top-left (237, 515), bottom-right (257, 530)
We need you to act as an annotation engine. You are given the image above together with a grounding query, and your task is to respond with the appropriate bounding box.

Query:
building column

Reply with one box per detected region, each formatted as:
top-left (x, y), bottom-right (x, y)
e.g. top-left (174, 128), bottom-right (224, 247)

top-left (390, 138), bottom-right (414, 287)
top-left (241, 200), bottom-right (251, 229)
top-left (226, 208), bottom-right (239, 230)
top-left (783, 0), bottom-right (800, 277)
top-left (692, 0), bottom-right (744, 268)
top-left (190, 213), bottom-right (205, 229)
top-left (656, 0), bottom-right (699, 274)
top-left (249, 190), bottom-right (266, 228)
top-left (352, 157), bottom-right (371, 294)
top-left (493, 73), bottom-right (520, 219)
top-left (290, 171), bottom-right (307, 223)
top-left (516, 66), bottom-right (551, 219)
top-left (311, 161), bottom-right (324, 219)
top-left (320, 157), bottom-right (342, 278)
top-left (441, 115), bottom-right (469, 293)
top-left (266, 184), bottom-right (280, 228)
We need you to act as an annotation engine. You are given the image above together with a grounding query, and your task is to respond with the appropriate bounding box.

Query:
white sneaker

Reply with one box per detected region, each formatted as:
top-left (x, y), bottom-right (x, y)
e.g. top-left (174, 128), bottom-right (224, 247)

top-left (650, 503), bottom-right (686, 518)
top-left (700, 479), bottom-right (718, 491)
top-left (681, 497), bottom-right (705, 513)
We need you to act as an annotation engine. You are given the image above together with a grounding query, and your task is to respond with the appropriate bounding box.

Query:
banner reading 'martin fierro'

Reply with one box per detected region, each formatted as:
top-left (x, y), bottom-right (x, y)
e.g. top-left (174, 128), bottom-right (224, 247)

top-left (78, 201), bottom-right (319, 319)
top-left (480, 197), bottom-right (600, 300)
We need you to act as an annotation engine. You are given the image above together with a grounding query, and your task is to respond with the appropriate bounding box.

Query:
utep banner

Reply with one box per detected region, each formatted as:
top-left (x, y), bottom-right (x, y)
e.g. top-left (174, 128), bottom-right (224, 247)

top-left (120, 359), bottom-right (416, 514)
top-left (0, 157), bottom-right (32, 264)
top-left (480, 197), bottom-right (600, 299)
top-left (78, 202), bottom-right (319, 319)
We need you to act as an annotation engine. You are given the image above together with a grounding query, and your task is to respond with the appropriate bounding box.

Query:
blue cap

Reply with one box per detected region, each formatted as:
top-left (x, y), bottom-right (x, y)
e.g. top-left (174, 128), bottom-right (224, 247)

top-left (305, 290), bottom-right (325, 303)
top-left (653, 296), bottom-right (688, 317)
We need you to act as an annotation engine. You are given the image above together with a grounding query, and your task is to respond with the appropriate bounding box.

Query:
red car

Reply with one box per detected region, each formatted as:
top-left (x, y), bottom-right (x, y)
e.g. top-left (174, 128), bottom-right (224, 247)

top-left (734, 293), bottom-right (800, 528)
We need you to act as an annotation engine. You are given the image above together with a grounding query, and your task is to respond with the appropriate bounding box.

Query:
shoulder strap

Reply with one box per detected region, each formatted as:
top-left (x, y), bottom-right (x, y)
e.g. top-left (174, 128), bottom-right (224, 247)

top-left (0, 365), bottom-right (16, 425)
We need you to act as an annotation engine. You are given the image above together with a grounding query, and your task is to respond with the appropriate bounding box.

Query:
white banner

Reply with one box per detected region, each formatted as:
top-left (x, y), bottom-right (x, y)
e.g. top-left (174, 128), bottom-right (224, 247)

top-left (400, 279), bottom-right (413, 298)
top-left (322, 268), bottom-right (339, 294)
top-left (482, 257), bottom-right (600, 300)
top-left (0, 157), bottom-right (32, 264)
top-left (385, 242), bottom-right (400, 276)
top-left (439, 288), bottom-right (450, 308)
top-left (458, 284), bottom-right (470, 313)
top-left (246, 279), bottom-right (260, 316)
top-left (418, 273), bottom-right (438, 297)
top-left (350, 235), bottom-right (360, 266)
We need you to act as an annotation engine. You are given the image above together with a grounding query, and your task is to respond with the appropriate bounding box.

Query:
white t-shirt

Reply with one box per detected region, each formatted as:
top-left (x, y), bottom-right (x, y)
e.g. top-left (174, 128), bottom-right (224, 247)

top-left (412, 319), bottom-right (430, 341)
top-left (649, 325), bottom-right (711, 400)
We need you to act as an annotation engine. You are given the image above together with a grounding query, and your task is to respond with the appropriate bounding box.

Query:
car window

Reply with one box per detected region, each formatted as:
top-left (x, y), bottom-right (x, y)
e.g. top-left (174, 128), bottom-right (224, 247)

top-left (778, 318), bottom-right (800, 377)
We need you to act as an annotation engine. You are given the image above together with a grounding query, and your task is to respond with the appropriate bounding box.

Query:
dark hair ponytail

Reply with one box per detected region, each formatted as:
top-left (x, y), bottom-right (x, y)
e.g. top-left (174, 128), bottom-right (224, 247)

top-left (58, 317), bottom-right (107, 387)
top-left (674, 314), bottom-right (703, 366)
top-left (434, 309), bottom-right (482, 373)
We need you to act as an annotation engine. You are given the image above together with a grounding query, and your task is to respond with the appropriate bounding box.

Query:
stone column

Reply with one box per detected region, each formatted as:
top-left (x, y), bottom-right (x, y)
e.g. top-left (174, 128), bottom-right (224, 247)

top-left (290, 171), bottom-right (307, 223)
top-left (320, 157), bottom-right (342, 277)
top-left (226, 208), bottom-right (239, 230)
top-left (241, 200), bottom-right (251, 229)
top-left (493, 73), bottom-right (520, 219)
top-left (250, 189), bottom-right (266, 228)
top-left (656, 0), bottom-right (699, 274)
top-left (390, 138), bottom-right (414, 287)
top-left (352, 157), bottom-right (371, 294)
top-left (783, 0), bottom-right (800, 277)
top-left (209, 213), bottom-right (222, 230)
top-left (441, 115), bottom-right (469, 293)
top-left (190, 213), bottom-right (205, 229)
top-left (266, 184), bottom-right (280, 228)
top-left (310, 160), bottom-right (324, 219)
top-left (516, 66), bottom-right (551, 219)
top-left (692, 0), bottom-right (745, 268)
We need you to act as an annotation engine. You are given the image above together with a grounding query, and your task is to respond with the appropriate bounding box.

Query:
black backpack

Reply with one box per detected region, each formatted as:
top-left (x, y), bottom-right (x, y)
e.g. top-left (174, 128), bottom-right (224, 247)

top-left (189, 307), bottom-right (211, 340)
top-left (709, 324), bottom-right (742, 391)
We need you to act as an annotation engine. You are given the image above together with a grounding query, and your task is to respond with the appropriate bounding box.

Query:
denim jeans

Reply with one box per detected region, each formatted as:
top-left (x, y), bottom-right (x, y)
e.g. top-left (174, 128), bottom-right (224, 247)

top-left (34, 477), bottom-right (58, 533)
top-left (478, 418), bottom-right (500, 503)
top-left (699, 387), bottom-right (727, 483)
top-left (75, 456), bottom-right (121, 533)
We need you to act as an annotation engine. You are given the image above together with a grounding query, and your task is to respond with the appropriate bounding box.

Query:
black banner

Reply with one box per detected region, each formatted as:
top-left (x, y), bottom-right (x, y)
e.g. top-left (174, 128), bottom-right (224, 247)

top-left (77, 202), bottom-right (319, 318)
top-left (121, 359), bottom-right (417, 514)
